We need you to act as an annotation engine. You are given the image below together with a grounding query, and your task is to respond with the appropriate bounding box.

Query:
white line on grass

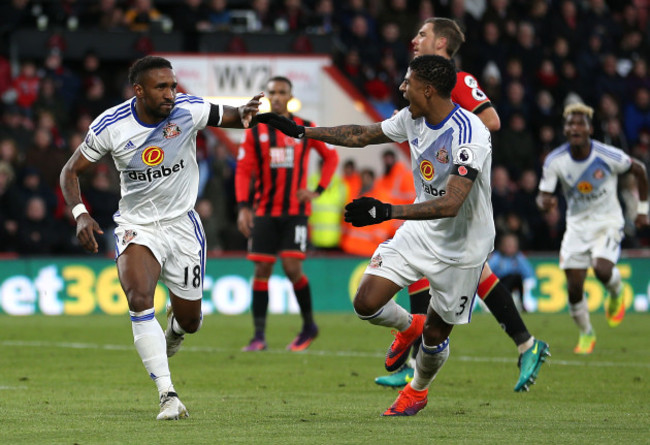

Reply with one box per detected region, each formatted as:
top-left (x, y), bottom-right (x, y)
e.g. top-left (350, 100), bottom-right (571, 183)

top-left (2, 340), bottom-right (649, 369)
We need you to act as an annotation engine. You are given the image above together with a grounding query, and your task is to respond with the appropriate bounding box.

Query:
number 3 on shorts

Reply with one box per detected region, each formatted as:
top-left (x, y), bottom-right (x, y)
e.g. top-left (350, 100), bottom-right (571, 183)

top-left (455, 296), bottom-right (469, 316)
top-left (184, 265), bottom-right (201, 288)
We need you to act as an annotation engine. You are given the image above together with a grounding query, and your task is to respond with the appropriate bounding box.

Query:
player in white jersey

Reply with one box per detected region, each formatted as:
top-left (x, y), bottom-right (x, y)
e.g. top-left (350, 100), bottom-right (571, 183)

top-left (537, 103), bottom-right (648, 354)
top-left (257, 55), bottom-right (495, 416)
top-left (60, 56), bottom-right (263, 420)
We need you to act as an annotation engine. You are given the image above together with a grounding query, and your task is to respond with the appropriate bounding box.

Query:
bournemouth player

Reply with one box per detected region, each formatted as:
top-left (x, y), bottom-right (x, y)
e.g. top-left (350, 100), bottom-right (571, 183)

top-left (259, 54), bottom-right (496, 416)
top-left (374, 18), bottom-right (550, 392)
top-left (60, 56), bottom-right (263, 420)
top-left (537, 103), bottom-right (648, 354)
top-left (235, 76), bottom-right (339, 352)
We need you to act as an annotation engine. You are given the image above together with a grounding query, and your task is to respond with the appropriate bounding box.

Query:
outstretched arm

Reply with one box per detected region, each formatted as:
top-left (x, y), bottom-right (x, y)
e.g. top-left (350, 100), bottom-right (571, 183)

top-left (219, 92), bottom-right (264, 128)
top-left (344, 174), bottom-right (474, 227)
top-left (60, 148), bottom-right (104, 253)
top-left (305, 123), bottom-right (392, 147)
top-left (392, 175), bottom-right (473, 219)
top-left (256, 113), bottom-right (392, 147)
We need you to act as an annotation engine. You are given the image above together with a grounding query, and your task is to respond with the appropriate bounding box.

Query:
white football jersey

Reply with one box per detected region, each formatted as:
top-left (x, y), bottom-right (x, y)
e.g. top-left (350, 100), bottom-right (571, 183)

top-left (381, 105), bottom-right (495, 267)
top-left (539, 140), bottom-right (631, 230)
top-left (80, 94), bottom-right (213, 225)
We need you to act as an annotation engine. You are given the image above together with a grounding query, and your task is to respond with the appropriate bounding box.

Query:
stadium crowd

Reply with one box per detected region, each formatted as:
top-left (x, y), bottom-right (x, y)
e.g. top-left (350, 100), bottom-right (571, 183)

top-left (1, 0), bottom-right (650, 256)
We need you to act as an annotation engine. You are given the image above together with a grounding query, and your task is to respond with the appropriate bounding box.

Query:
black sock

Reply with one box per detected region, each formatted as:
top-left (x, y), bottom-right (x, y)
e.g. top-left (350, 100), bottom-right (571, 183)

top-left (293, 276), bottom-right (314, 329)
top-left (409, 289), bottom-right (430, 361)
top-left (483, 280), bottom-right (531, 346)
top-left (252, 284), bottom-right (269, 338)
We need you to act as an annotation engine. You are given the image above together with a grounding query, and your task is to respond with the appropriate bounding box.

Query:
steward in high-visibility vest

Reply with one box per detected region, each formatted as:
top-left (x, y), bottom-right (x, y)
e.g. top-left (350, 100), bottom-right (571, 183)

top-left (308, 171), bottom-right (347, 248)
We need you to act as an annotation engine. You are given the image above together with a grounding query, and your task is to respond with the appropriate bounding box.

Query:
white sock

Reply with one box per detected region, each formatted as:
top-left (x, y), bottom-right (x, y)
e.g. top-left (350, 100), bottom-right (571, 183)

top-left (356, 299), bottom-right (410, 331)
top-left (411, 338), bottom-right (449, 391)
top-left (130, 308), bottom-right (175, 396)
top-left (605, 267), bottom-right (622, 297)
top-left (517, 337), bottom-right (535, 355)
top-left (569, 299), bottom-right (593, 335)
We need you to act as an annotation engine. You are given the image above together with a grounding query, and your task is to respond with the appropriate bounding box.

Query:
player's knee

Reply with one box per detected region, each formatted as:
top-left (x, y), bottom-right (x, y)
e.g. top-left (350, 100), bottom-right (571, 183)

top-left (178, 315), bottom-right (202, 334)
top-left (352, 292), bottom-right (376, 317)
top-left (125, 291), bottom-right (154, 312)
top-left (592, 265), bottom-right (611, 283)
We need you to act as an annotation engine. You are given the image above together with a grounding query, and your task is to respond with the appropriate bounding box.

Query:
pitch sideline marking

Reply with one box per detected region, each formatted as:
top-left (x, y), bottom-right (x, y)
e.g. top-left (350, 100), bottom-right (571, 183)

top-left (1, 340), bottom-right (649, 369)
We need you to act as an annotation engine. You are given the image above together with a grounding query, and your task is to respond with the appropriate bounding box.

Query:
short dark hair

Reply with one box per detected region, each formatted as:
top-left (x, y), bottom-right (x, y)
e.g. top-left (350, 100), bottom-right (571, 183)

top-left (128, 56), bottom-right (173, 85)
top-left (267, 76), bottom-right (293, 90)
top-left (424, 17), bottom-right (465, 58)
top-left (409, 55), bottom-right (457, 99)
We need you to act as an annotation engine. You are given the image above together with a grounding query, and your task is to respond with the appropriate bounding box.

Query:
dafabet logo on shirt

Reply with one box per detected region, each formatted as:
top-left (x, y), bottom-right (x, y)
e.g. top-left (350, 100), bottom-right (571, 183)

top-left (142, 146), bottom-right (164, 166)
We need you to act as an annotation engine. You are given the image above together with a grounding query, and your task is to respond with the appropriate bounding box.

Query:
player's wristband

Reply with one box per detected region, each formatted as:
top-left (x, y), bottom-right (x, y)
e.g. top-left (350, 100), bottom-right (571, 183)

top-left (71, 203), bottom-right (88, 220)
top-left (637, 201), bottom-right (649, 215)
top-left (315, 185), bottom-right (325, 195)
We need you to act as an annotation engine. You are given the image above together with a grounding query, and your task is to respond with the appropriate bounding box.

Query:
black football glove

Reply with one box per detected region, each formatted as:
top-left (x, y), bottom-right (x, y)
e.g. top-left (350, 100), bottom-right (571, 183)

top-left (255, 113), bottom-right (305, 138)
top-left (344, 197), bottom-right (392, 227)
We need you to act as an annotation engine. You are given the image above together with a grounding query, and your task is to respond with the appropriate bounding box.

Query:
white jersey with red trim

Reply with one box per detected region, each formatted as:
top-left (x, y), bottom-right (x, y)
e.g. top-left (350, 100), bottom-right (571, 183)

top-left (80, 93), bottom-right (212, 225)
top-left (381, 104), bottom-right (494, 267)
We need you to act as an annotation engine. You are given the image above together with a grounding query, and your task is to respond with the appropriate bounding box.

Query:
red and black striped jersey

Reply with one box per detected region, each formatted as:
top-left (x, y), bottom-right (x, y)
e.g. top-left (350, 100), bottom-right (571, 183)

top-left (235, 115), bottom-right (339, 217)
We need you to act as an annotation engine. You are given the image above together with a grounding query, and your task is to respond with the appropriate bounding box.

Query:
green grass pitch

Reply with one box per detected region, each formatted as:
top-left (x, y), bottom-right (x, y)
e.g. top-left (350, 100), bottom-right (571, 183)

top-left (1, 312), bottom-right (649, 444)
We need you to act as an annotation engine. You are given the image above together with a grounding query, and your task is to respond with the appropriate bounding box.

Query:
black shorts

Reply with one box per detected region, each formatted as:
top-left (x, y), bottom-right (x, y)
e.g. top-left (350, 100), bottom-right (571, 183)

top-left (248, 215), bottom-right (308, 262)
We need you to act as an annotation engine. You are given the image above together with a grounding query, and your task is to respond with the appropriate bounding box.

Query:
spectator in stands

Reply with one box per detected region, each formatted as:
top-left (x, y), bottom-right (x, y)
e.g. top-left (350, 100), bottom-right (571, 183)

top-left (250, 0), bottom-right (275, 32)
top-left (32, 76), bottom-right (69, 130)
top-left (624, 87), bottom-right (650, 146)
top-left (15, 196), bottom-right (62, 255)
top-left (12, 60), bottom-right (40, 117)
top-left (595, 53), bottom-right (627, 103)
top-left (275, 0), bottom-right (309, 33)
top-left (123, 0), bottom-right (162, 32)
top-left (172, 0), bottom-right (211, 51)
top-left (0, 105), bottom-right (32, 153)
top-left (378, 0), bottom-right (418, 45)
top-left (206, 0), bottom-right (231, 31)
top-left (626, 58), bottom-right (650, 97)
top-left (83, 0), bottom-right (125, 31)
top-left (500, 80), bottom-right (530, 123)
top-left (341, 159), bottom-right (361, 200)
top-left (472, 20), bottom-right (508, 76)
top-left (378, 21), bottom-right (409, 71)
top-left (308, 0), bottom-right (337, 35)
top-left (0, 161), bottom-right (18, 251)
top-left (491, 165), bottom-right (515, 228)
top-left (514, 169), bottom-right (545, 247)
top-left (40, 48), bottom-right (81, 113)
top-left (24, 126), bottom-right (67, 191)
top-left (510, 21), bottom-right (543, 78)
top-left (552, 0), bottom-right (586, 50)
top-left (494, 112), bottom-right (536, 178)
top-left (76, 76), bottom-right (115, 120)
top-left (83, 164), bottom-right (119, 254)
top-left (195, 197), bottom-right (222, 252)
top-left (488, 232), bottom-right (537, 312)
top-left (0, 138), bottom-right (22, 171)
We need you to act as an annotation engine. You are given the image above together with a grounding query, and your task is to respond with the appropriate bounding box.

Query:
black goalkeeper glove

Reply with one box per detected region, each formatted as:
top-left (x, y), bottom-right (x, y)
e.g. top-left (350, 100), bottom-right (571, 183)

top-left (256, 113), bottom-right (305, 138)
top-left (344, 197), bottom-right (392, 227)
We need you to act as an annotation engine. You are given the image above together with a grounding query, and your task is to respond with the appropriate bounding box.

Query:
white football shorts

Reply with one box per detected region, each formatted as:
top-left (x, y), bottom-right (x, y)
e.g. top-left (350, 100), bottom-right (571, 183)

top-left (114, 210), bottom-right (206, 300)
top-left (560, 224), bottom-right (623, 269)
top-left (364, 240), bottom-right (483, 324)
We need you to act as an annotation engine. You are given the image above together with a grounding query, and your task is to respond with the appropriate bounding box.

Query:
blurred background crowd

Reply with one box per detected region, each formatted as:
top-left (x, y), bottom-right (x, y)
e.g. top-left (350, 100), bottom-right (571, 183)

top-left (1, 0), bottom-right (650, 257)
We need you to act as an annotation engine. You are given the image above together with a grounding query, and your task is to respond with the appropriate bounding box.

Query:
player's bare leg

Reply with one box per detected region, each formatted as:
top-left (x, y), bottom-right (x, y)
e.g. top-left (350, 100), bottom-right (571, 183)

top-left (593, 258), bottom-right (625, 327)
top-left (118, 244), bottom-right (188, 420)
top-left (566, 268), bottom-right (596, 354)
top-left (165, 291), bottom-right (202, 357)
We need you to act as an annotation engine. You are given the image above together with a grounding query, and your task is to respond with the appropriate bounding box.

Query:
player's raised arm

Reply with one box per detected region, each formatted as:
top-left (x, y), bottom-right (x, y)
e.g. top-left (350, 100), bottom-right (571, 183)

top-left (256, 113), bottom-right (392, 147)
top-left (60, 147), bottom-right (104, 253)
top-left (218, 92), bottom-right (265, 128)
